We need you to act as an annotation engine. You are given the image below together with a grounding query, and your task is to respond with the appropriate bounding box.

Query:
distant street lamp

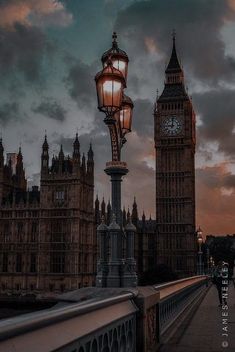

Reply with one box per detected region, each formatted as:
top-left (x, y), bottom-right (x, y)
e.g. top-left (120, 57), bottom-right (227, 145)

top-left (206, 247), bottom-right (210, 275)
top-left (197, 227), bottom-right (203, 275)
top-left (209, 256), bottom-right (214, 275)
top-left (95, 32), bottom-right (137, 288)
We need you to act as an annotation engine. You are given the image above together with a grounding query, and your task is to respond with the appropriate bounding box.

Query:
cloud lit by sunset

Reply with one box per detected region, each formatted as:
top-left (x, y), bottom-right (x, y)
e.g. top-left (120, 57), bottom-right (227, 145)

top-left (0, 0), bottom-right (73, 29)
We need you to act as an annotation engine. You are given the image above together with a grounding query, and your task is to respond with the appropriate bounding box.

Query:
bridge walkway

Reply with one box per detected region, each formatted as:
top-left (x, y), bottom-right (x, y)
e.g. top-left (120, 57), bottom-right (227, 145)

top-left (159, 282), bottom-right (235, 352)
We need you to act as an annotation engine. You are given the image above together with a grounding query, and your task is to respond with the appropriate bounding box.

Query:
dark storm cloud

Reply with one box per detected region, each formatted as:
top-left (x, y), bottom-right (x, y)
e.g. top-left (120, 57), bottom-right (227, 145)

top-left (0, 0), bottom-right (74, 83)
top-left (194, 89), bottom-right (235, 158)
top-left (65, 60), bottom-right (98, 108)
top-left (0, 102), bottom-right (19, 125)
top-left (0, 23), bottom-right (53, 82)
top-left (196, 165), bottom-right (235, 190)
top-left (115, 0), bottom-right (235, 84)
top-left (32, 99), bottom-right (67, 122)
top-left (132, 99), bottom-right (154, 137)
top-left (53, 109), bottom-right (108, 157)
top-left (224, 174), bottom-right (235, 188)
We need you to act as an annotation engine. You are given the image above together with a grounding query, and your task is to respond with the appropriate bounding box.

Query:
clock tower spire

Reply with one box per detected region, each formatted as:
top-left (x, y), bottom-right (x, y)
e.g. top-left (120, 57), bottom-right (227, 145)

top-left (165, 33), bottom-right (184, 85)
top-left (154, 35), bottom-right (197, 277)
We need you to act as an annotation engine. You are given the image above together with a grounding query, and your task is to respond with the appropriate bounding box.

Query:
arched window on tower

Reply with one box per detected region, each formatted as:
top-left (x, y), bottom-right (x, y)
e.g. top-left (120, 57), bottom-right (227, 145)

top-left (17, 222), bottom-right (23, 242)
top-left (16, 254), bottom-right (22, 272)
top-left (2, 253), bottom-right (8, 272)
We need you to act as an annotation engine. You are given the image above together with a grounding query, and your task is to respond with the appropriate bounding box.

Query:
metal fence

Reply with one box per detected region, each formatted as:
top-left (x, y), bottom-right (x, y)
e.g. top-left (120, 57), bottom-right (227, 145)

top-left (156, 276), bottom-right (208, 336)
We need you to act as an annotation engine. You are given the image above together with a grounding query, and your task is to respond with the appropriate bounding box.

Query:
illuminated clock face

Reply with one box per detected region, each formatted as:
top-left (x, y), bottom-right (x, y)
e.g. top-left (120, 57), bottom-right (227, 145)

top-left (161, 116), bottom-right (182, 136)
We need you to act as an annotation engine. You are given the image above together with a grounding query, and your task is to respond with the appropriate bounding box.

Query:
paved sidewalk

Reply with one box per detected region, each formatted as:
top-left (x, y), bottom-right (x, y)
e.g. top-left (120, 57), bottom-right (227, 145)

top-left (160, 282), bottom-right (235, 352)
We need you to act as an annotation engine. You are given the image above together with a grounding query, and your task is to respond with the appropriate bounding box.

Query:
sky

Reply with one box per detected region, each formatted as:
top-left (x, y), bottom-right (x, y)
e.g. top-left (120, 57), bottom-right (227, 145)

top-left (0, 0), bottom-right (234, 236)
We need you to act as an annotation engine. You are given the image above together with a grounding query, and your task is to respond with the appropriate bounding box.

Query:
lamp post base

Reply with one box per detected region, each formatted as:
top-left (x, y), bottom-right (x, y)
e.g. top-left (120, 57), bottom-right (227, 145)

top-left (104, 161), bottom-right (129, 288)
top-left (96, 262), bottom-right (108, 287)
top-left (106, 259), bottom-right (123, 287)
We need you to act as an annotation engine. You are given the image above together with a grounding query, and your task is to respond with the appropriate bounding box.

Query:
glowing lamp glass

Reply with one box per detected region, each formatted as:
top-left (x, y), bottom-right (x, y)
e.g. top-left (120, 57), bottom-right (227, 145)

top-left (112, 59), bottom-right (128, 80)
top-left (104, 58), bottom-right (128, 81)
top-left (120, 107), bottom-right (132, 134)
top-left (95, 66), bottom-right (125, 114)
top-left (114, 95), bottom-right (133, 135)
top-left (197, 236), bottom-right (203, 244)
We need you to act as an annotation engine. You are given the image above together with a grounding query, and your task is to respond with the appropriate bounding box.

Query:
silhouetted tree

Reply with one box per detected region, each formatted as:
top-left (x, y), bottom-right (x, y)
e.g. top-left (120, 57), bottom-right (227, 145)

top-left (208, 236), bottom-right (235, 277)
top-left (139, 264), bottom-right (178, 285)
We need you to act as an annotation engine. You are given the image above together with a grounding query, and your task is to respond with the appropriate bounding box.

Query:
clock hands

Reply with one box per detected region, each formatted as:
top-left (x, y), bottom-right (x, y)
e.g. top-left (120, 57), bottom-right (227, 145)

top-left (161, 116), bottom-right (182, 136)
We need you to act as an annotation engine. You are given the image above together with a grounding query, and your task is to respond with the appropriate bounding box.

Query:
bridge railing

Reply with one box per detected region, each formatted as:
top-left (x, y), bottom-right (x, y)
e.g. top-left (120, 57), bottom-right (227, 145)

top-left (0, 291), bottom-right (138, 352)
top-left (0, 276), bottom-right (209, 352)
top-left (155, 276), bottom-right (208, 338)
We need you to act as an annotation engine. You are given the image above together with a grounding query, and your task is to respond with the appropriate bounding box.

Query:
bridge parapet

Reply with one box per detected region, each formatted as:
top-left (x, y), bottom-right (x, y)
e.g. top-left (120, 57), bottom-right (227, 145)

top-left (155, 275), bottom-right (208, 339)
top-left (0, 276), bottom-right (208, 352)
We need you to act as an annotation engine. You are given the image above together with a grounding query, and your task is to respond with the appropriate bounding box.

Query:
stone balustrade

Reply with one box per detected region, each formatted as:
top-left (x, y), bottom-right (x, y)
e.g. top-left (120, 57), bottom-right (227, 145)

top-left (0, 276), bottom-right (208, 352)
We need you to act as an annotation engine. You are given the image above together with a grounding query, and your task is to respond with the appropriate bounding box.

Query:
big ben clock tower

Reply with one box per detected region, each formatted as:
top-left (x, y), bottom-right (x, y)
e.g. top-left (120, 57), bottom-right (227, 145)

top-left (154, 35), bottom-right (197, 276)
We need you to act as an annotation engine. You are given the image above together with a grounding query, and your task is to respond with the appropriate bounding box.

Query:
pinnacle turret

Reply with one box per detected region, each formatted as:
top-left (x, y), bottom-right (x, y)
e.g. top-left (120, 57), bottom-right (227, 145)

top-left (41, 134), bottom-right (49, 176)
top-left (59, 145), bottom-right (64, 160)
top-left (73, 133), bottom-right (80, 157)
top-left (88, 143), bottom-right (94, 160)
top-left (101, 197), bottom-right (106, 217)
top-left (95, 195), bottom-right (100, 224)
top-left (142, 211), bottom-right (146, 222)
top-left (107, 200), bottom-right (111, 225)
top-left (17, 146), bottom-right (22, 162)
top-left (42, 134), bottom-right (48, 151)
top-left (81, 153), bottom-right (86, 168)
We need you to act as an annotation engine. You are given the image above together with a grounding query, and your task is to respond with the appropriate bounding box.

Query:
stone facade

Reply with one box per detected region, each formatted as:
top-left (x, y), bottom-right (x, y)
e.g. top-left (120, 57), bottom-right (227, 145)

top-left (0, 135), bottom-right (96, 295)
top-left (95, 196), bottom-right (157, 277)
top-left (154, 37), bottom-right (197, 276)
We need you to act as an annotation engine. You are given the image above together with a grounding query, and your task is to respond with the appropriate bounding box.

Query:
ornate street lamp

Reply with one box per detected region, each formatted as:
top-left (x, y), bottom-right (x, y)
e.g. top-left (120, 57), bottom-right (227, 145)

top-left (197, 227), bottom-right (203, 275)
top-left (95, 32), bottom-right (137, 288)
top-left (102, 32), bottom-right (129, 81)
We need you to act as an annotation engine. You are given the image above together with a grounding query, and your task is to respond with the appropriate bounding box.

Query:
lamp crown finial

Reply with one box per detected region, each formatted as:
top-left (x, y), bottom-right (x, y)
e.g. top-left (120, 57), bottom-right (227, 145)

top-left (112, 31), bottom-right (117, 42)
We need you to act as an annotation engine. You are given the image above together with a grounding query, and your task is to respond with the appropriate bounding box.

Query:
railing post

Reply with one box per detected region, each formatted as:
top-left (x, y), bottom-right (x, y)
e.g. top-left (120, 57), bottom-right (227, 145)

top-left (134, 286), bottom-right (160, 352)
top-left (156, 302), bottom-right (161, 344)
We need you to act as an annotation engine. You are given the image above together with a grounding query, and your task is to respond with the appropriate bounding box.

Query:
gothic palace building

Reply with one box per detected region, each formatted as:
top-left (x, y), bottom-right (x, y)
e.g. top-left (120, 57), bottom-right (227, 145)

top-left (0, 135), bottom-right (96, 294)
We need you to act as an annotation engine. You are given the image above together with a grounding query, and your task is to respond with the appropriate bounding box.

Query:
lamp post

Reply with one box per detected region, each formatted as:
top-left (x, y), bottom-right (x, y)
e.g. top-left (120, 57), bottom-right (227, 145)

top-left (206, 247), bottom-right (210, 275)
top-left (197, 227), bottom-right (203, 275)
top-left (95, 32), bottom-right (137, 288)
top-left (209, 256), bottom-right (214, 276)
